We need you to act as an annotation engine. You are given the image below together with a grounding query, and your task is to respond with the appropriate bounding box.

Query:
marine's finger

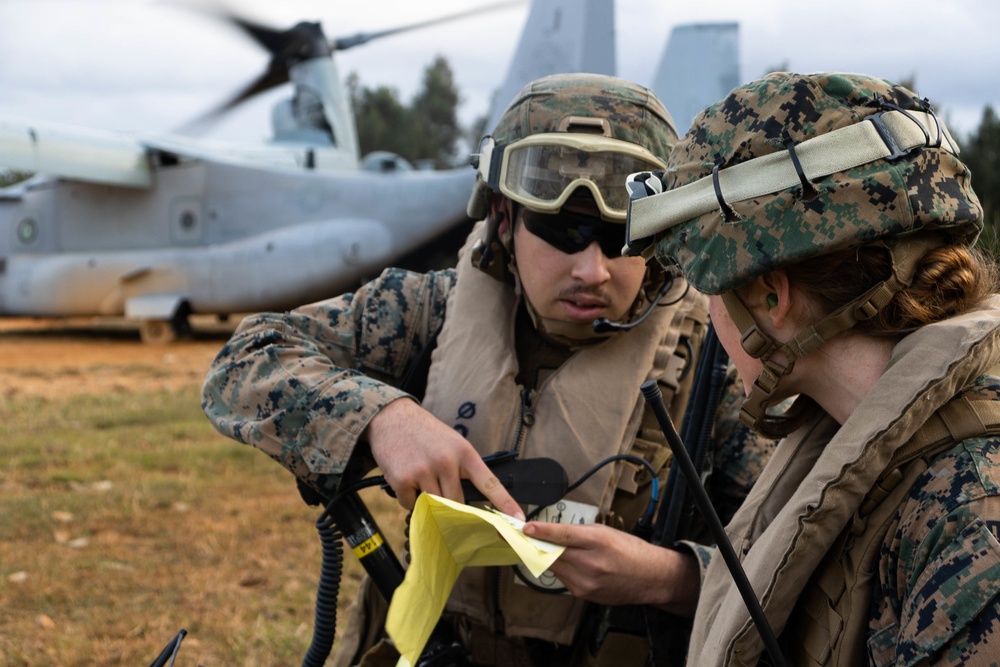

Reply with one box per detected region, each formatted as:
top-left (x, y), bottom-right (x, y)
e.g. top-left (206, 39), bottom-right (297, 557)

top-left (439, 470), bottom-right (465, 505)
top-left (522, 521), bottom-right (587, 546)
top-left (465, 460), bottom-right (523, 520)
top-left (394, 482), bottom-right (417, 510)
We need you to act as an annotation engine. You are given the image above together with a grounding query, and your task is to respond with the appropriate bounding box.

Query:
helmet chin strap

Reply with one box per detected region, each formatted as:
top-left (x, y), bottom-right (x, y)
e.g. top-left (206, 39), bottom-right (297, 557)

top-left (723, 234), bottom-right (944, 438)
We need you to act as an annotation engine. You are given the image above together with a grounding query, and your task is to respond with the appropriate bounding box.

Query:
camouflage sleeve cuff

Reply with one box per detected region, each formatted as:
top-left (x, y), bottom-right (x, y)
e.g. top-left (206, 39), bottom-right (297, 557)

top-left (293, 375), bottom-right (412, 478)
top-left (223, 325), bottom-right (415, 482)
top-left (674, 540), bottom-right (715, 582)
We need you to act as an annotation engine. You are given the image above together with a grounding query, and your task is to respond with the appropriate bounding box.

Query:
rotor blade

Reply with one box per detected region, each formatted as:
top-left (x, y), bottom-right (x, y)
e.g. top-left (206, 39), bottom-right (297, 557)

top-left (331, 0), bottom-right (524, 51)
top-left (229, 15), bottom-right (291, 55)
top-left (175, 10), bottom-right (328, 133)
top-left (175, 63), bottom-right (288, 134)
top-left (212, 61), bottom-right (290, 115)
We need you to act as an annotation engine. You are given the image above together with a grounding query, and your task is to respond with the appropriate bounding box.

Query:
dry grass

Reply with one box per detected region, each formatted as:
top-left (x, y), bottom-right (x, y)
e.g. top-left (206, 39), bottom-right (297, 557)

top-left (0, 382), bottom-right (406, 665)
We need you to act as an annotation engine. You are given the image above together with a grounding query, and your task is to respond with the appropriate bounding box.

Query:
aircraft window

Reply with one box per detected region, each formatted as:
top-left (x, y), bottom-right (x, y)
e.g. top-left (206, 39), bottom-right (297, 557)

top-left (17, 218), bottom-right (38, 244)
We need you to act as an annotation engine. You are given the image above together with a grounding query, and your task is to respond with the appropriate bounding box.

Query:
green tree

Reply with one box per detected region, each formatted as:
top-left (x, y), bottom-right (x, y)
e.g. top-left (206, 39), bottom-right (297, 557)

top-left (0, 169), bottom-right (31, 187)
top-left (411, 56), bottom-right (462, 168)
top-left (351, 76), bottom-right (416, 158)
top-left (350, 56), bottom-right (465, 168)
top-left (963, 105), bottom-right (1000, 258)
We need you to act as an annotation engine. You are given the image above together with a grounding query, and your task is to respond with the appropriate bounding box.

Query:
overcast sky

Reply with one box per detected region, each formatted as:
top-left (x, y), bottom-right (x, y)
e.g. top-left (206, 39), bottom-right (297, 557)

top-left (1, 0), bottom-right (997, 147)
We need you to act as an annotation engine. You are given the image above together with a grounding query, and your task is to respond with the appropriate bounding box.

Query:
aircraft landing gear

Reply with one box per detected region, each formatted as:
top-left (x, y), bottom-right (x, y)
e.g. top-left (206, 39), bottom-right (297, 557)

top-left (139, 319), bottom-right (179, 344)
top-left (138, 303), bottom-right (192, 344)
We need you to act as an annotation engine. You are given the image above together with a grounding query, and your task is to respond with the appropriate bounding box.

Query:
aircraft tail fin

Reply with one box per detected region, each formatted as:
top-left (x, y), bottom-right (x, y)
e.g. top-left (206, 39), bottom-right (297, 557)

top-left (651, 22), bottom-right (741, 136)
top-left (484, 0), bottom-right (616, 134)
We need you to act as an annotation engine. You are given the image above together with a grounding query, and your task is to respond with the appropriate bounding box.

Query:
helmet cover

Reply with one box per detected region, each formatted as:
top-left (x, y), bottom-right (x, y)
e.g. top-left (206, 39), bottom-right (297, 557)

top-left (652, 71), bottom-right (983, 294)
top-left (468, 72), bottom-right (679, 219)
top-left (492, 72), bottom-right (678, 151)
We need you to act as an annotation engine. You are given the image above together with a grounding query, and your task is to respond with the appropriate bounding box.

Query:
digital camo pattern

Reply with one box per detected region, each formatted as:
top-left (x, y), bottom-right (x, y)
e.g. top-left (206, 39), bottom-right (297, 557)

top-left (491, 73), bottom-right (679, 159)
top-left (867, 375), bottom-right (1000, 666)
top-left (201, 267), bottom-right (455, 494)
top-left (651, 72), bottom-right (983, 295)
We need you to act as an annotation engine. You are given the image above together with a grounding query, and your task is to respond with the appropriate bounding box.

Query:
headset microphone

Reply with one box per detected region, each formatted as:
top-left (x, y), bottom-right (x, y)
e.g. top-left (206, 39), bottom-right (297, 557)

top-left (592, 275), bottom-right (676, 334)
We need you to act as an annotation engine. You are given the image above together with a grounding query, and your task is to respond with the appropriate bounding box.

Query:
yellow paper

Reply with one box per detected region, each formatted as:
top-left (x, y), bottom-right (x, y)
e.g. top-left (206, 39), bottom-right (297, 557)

top-left (385, 493), bottom-right (565, 666)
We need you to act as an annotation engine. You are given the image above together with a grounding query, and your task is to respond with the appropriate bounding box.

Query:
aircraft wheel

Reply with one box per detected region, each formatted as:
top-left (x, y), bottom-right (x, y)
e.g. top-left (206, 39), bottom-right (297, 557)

top-left (139, 319), bottom-right (179, 345)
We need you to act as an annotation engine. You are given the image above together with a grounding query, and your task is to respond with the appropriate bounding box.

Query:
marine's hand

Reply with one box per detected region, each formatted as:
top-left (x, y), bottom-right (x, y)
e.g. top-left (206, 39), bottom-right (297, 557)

top-left (364, 398), bottom-right (524, 520)
top-left (522, 520), bottom-right (700, 615)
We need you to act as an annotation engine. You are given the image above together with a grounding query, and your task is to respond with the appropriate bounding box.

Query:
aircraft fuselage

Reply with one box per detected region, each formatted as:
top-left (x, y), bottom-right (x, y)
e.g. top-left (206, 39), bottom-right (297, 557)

top-left (0, 157), bottom-right (474, 318)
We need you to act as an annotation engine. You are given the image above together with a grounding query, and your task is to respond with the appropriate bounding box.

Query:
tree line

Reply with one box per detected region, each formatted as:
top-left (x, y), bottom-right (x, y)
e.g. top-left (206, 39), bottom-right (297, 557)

top-left (348, 55), bottom-right (483, 170)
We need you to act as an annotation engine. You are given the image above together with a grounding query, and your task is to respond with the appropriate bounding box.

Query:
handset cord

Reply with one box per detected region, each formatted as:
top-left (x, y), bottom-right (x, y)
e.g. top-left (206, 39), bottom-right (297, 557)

top-left (524, 454), bottom-right (658, 530)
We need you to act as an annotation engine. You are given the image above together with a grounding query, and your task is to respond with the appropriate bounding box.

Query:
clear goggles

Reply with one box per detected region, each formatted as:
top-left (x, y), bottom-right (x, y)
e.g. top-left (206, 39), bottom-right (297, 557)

top-left (476, 133), bottom-right (667, 221)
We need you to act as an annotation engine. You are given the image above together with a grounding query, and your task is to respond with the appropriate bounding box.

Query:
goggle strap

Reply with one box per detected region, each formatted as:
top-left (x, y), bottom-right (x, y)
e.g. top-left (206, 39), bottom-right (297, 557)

top-left (627, 109), bottom-right (952, 245)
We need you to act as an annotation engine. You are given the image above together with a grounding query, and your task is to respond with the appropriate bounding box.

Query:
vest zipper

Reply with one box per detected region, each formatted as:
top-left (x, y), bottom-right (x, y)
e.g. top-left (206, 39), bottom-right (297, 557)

top-left (511, 388), bottom-right (536, 456)
top-left (490, 388), bottom-right (536, 640)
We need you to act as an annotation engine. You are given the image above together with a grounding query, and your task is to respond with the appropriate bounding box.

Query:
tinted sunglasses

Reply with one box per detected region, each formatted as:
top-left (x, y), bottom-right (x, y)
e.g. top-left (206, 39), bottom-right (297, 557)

top-left (521, 208), bottom-right (626, 258)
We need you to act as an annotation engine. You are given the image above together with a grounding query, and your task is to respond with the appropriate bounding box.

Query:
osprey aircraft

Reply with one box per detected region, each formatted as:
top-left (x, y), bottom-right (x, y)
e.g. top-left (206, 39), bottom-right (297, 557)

top-left (0, 0), bottom-right (623, 342)
top-left (0, 0), bottom-right (737, 343)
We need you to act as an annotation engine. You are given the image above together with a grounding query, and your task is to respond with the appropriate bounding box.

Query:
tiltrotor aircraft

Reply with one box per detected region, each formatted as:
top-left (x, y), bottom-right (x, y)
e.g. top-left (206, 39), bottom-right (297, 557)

top-left (0, 0), bottom-right (738, 343)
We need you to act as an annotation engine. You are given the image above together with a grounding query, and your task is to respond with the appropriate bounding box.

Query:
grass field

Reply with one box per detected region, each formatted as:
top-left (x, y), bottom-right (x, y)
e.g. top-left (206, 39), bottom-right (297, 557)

top-left (0, 383), bottom-right (405, 665)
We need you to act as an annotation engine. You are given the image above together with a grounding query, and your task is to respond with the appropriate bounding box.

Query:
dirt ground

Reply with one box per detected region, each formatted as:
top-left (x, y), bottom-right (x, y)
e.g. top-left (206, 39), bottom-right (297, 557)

top-left (6, 314), bottom-right (999, 399)
top-left (0, 315), bottom-right (242, 398)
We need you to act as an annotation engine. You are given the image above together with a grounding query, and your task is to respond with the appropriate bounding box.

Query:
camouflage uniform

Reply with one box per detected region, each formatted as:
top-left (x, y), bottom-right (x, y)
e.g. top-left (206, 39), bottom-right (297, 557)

top-left (202, 72), bottom-right (780, 667)
top-left (866, 375), bottom-right (1000, 666)
top-left (202, 259), bottom-right (776, 665)
top-left (628, 71), bottom-right (1000, 666)
top-left (202, 267), bottom-right (454, 498)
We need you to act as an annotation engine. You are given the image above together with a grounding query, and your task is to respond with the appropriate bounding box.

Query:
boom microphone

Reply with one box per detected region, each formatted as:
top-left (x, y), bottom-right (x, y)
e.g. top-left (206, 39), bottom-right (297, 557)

top-left (591, 275), bottom-right (676, 334)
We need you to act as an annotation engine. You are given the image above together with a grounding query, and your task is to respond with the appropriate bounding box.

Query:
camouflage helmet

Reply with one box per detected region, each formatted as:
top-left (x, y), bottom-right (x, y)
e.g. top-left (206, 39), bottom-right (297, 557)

top-left (625, 71), bottom-right (982, 295)
top-left (468, 73), bottom-right (680, 346)
top-left (468, 72), bottom-right (679, 221)
top-left (624, 71), bottom-right (984, 437)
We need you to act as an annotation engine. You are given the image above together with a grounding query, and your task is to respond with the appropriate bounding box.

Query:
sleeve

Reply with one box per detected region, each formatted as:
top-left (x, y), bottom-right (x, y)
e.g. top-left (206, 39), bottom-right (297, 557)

top-left (201, 267), bottom-right (455, 495)
top-left (674, 541), bottom-right (716, 583)
top-left (868, 438), bottom-right (1000, 667)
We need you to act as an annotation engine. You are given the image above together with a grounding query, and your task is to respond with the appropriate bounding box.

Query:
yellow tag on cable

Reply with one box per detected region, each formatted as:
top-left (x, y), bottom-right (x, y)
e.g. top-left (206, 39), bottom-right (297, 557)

top-left (385, 493), bottom-right (565, 667)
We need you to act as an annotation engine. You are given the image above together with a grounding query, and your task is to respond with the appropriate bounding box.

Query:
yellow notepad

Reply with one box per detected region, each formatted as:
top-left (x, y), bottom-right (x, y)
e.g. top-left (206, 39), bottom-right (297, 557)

top-left (385, 493), bottom-right (565, 666)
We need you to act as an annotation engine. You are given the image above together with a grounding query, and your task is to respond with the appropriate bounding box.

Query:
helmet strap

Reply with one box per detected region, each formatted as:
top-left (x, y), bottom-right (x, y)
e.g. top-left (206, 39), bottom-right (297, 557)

top-left (471, 197), bottom-right (517, 283)
top-left (522, 297), bottom-right (616, 348)
top-left (723, 233), bottom-right (944, 437)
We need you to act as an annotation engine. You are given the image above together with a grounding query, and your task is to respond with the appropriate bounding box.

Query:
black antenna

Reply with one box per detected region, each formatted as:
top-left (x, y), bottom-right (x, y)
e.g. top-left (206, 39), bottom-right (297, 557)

top-left (148, 628), bottom-right (187, 667)
top-left (640, 380), bottom-right (788, 667)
